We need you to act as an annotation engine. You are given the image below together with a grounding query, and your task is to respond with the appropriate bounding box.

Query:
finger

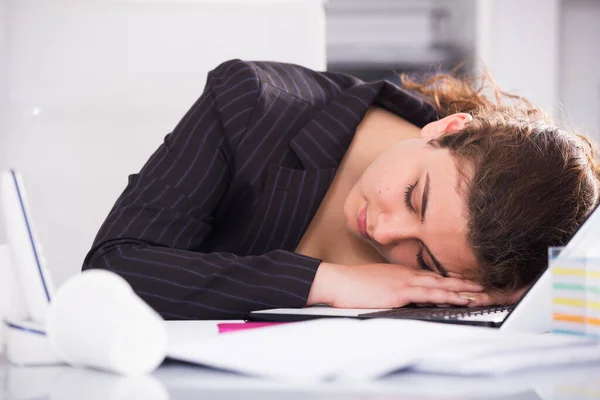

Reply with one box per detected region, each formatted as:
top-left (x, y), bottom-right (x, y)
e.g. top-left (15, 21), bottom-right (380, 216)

top-left (413, 269), bottom-right (483, 288)
top-left (401, 287), bottom-right (471, 306)
top-left (457, 292), bottom-right (493, 307)
top-left (410, 275), bottom-right (484, 292)
top-left (460, 290), bottom-right (527, 307)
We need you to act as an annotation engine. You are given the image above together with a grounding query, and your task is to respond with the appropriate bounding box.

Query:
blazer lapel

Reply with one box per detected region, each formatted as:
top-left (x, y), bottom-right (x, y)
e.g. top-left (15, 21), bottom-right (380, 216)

top-left (241, 79), bottom-right (439, 254)
top-left (289, 81), bottom-right (385, 170)
top-left (288, 78), bottom-right (438, 171)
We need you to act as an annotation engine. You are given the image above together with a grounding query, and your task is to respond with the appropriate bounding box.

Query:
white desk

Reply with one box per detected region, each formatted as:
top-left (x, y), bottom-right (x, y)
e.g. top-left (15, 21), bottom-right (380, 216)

top-left (3, 321), bottom-right (600, 400)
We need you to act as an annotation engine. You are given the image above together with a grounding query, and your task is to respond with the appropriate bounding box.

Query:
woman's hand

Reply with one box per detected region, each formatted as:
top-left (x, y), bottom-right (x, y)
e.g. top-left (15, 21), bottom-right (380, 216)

top-left (457, 286), bottom-right (529, 307)
top-left (307, 262), bottom-right (485, 308)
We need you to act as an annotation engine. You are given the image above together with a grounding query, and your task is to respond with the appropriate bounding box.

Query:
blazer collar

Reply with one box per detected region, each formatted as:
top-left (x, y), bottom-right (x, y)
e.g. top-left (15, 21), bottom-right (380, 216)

top-left (289, 79), bottom-right (439, 170)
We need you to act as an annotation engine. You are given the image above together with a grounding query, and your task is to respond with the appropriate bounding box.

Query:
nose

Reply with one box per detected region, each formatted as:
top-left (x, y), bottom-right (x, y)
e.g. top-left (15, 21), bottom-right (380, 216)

top-left (371, 212), bottom-right (417, 246)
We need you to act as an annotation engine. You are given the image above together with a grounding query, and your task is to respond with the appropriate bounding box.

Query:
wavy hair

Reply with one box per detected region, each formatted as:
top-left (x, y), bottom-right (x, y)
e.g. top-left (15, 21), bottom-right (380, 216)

top-left (401, 72), bottom-right (600, 290)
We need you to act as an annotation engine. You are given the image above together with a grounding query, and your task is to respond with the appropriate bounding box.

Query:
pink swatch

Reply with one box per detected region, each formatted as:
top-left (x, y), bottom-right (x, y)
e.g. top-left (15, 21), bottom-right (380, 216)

top-left (217, 322), bottom-right (288, 333)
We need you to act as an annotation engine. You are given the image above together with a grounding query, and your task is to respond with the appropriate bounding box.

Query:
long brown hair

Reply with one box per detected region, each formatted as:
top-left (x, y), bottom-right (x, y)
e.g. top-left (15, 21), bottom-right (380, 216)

top-left (401, 72), bottom-right (600, 291)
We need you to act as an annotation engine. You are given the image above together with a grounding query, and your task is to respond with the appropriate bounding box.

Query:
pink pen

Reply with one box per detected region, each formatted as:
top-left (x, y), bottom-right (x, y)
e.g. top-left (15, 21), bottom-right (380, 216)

top-left (217, 322), bottom-right (288, 333)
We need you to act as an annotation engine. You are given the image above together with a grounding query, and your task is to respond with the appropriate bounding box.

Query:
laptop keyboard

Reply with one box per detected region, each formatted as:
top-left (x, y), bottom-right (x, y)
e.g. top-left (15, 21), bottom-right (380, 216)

top-left (359, 305), bottom-right (514, 323)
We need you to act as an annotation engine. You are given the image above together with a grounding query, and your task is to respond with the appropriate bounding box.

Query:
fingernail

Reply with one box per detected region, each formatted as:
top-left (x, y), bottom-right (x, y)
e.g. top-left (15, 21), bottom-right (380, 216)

top-left (459, 295), bottom-right (476, 301)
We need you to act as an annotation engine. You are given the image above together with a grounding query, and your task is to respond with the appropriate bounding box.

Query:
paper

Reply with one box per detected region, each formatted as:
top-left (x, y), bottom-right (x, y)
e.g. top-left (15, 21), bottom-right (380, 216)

top-left (251, 306), bottom-right (388, 317)
top-left (168, 319), bottom-right (390, 380)
top-left (414, 333), bottom-right (597, 375)
top-left (167, 318), bottom-right (600, 381)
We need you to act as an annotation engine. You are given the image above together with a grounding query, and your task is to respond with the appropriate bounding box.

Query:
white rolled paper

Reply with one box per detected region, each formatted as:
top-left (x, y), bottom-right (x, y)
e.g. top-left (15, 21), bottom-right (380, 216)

top-left (46, 269), bottom-right (168, 375)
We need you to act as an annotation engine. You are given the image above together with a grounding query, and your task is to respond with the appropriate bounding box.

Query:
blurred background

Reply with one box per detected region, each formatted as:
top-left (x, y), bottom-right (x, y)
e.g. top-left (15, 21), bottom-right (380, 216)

top-left (0, 0), bottom-right (598, 287)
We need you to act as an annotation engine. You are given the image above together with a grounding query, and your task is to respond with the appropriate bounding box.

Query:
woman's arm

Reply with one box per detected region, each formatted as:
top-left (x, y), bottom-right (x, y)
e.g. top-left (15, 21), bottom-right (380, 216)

top-left (308, 262), bottom-right (484, 308)
top-left (83, 60), bottom-right (323, 320)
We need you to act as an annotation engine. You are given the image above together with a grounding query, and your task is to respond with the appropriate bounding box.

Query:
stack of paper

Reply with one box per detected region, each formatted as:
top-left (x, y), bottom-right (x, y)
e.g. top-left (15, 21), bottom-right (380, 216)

top-left (166, 319), bottom-right (600, 381)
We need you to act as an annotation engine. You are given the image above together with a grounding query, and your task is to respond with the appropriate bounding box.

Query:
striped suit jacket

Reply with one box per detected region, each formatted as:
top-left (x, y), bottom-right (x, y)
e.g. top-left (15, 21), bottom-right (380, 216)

top-left (82, 59), bottom-right (439, 320)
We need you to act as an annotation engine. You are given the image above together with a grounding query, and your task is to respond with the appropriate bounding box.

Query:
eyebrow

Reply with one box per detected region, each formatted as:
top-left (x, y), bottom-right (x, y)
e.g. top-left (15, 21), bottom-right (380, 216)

top-left (419, 174), bottom-right (449, 277)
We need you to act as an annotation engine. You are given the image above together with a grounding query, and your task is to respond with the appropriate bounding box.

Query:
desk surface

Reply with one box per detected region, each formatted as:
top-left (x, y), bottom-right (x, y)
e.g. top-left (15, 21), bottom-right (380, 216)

top-left (3, 321), bottom-right (600, 400)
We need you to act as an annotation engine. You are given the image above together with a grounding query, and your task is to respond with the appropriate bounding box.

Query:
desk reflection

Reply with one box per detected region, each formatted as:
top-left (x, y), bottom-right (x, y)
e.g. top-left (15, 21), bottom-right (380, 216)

top-left (4, 364), bottom-right (168, 400)
top-left (3, 360), bottom-right (600, 400)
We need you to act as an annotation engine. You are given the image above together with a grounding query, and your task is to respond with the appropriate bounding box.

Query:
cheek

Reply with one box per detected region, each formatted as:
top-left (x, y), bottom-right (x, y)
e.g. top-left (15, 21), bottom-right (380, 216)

top-left (376, 182), bottom-right (403, 209)
top-left (383, 242), bottom-right (419, 267)
top-left (364, 161), bottom-right (404, 194)
top-left (367, 168), bottom-right (407, 210)
top-left (360, 142), bottom-right (422, 205)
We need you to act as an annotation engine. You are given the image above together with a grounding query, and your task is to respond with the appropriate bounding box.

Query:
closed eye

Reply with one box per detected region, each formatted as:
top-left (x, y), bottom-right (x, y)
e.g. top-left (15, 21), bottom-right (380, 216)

top-left (416, 247), bottom-right (432, 272)
top-left (403, 182), bottom-right (417, 213)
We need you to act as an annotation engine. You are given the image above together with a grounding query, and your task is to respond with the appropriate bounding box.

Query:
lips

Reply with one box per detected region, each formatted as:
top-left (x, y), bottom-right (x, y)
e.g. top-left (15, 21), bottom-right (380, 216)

top-left (358, 206), bottom-right (369, 239)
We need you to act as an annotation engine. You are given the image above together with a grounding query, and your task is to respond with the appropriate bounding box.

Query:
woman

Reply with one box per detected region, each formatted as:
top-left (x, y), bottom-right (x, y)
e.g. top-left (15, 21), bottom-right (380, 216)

top-left (82, 59), bottom-right (600, 320)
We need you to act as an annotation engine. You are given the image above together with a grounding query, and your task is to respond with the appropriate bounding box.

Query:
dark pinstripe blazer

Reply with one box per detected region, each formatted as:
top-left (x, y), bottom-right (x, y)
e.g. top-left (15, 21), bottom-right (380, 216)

top-left (82, 59), bottom-right (438, 320)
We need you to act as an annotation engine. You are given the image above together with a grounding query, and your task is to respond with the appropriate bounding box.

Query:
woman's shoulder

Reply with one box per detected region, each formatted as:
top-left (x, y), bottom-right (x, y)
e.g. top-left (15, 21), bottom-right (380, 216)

top-left (208, 59), bottom-right (365, 110)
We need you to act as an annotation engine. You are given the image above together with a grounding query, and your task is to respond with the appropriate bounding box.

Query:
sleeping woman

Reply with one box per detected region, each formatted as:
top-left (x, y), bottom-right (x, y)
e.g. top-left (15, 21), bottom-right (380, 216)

top-left (82, 59), bottom-right (600, 320)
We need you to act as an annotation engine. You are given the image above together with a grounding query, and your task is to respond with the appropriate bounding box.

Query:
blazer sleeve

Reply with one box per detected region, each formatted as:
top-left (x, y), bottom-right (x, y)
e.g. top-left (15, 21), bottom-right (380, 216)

top-left (82, 59), bottom-right (322, 320)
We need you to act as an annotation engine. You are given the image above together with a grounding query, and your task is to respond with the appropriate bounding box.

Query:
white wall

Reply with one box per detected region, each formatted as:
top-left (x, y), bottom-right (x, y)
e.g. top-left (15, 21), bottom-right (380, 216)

top-left (2, 0), bottom-right (326, 286)
top-left (475, 0), bottom-right (561, 115)
top-left (475, 0), bottom-right (600, 139)
top-left (560, 0), bottom-right (600, 141)
top-left (0, 0), bottom-right (7, 191)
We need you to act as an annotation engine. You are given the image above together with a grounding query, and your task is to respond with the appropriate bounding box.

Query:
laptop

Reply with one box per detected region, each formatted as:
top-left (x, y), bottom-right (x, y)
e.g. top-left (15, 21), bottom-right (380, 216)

top-left (250, 204), bottom-right (600, 333)
top-left (0, 169), bottom-right (55, 329)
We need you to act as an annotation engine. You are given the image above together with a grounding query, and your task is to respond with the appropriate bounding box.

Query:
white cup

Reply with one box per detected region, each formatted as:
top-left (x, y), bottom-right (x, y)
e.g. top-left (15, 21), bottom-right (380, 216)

top-left (46, 269), bottom-right (168, 375)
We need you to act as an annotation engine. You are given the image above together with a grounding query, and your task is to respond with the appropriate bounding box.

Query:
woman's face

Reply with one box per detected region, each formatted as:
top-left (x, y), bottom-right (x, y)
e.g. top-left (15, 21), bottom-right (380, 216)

top-left (343, 114), bottom-right (479, 279)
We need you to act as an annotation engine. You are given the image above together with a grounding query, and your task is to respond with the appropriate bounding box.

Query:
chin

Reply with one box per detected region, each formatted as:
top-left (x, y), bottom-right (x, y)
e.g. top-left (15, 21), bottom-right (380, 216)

top-left (342, 214), bottom-right (357, 237)
top-left (341, 197), bottom-right (352, 225)
top-left (350, 227), bottom-right (363, 240)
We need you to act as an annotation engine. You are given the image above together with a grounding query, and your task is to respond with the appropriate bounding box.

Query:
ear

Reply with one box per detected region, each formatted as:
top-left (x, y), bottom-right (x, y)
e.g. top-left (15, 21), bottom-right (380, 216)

top-left (420, 113), bottom-right (473, 140)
